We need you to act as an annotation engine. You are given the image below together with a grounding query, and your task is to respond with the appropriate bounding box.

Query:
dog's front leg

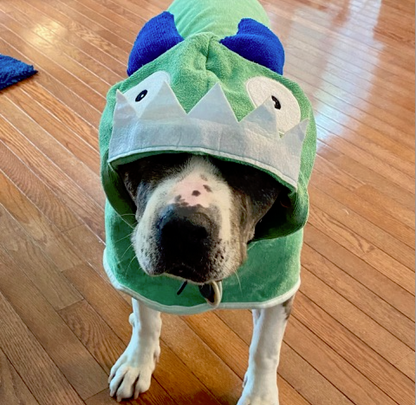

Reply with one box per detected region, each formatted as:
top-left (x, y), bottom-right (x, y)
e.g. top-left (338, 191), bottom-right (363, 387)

top-left (238, 296), bottom-right (294, 405)
top-left (109, 298), bottom-right (161, 402)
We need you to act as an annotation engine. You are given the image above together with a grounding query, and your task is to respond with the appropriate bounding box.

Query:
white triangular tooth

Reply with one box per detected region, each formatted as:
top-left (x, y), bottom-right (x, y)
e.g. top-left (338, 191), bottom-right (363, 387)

top-left (114, 90), bottom-right (140, 124)
top-left (279, 119), bottom-right (309, 165)
top-left (282, 119), bottom-right (309, 143)
top-left (241, 97), bottom-right (277, 135)
top-left (140, 81), bottom-right (187, 120)
top-left (188, 83), bottom-right (238, 125)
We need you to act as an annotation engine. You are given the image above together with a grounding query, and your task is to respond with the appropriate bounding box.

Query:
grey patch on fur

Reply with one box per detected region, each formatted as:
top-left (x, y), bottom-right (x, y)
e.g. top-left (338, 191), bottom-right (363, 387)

top-left (282, 296), bottom-right (295, 320)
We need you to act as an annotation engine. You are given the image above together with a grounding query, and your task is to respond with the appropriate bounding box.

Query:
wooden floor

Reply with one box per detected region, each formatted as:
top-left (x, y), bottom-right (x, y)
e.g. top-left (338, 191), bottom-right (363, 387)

top-left (0, 0), bottom-right (414, 404)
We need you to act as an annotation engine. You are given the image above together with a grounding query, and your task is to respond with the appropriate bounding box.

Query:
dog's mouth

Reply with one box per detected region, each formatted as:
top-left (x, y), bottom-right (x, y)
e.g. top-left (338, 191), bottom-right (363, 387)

top-left (162, 262), bottom-right (221, 284)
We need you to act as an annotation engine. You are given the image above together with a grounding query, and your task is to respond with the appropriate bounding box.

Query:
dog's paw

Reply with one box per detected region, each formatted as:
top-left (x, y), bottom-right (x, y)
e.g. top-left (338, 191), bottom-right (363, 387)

top-left (238, 371), bottom-right (279, 405)
top-left (109, 339), bottom-right (160, 402)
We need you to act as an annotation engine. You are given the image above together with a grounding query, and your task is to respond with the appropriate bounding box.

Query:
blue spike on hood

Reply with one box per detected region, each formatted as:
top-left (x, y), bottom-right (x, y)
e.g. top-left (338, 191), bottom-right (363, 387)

top-left (127, 12), bottom-right (184, 76)
top-left (220, 18), bottom-right (285, 75)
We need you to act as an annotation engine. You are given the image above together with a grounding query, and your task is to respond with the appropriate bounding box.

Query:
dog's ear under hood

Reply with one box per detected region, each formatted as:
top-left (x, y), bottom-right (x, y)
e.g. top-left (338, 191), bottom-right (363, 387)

top-left (99, 1), bottom-right (317, 241)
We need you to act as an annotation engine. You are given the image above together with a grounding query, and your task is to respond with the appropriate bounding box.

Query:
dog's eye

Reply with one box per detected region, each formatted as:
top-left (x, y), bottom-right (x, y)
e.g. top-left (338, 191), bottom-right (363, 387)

top-left (271, 95), bottom-right (281, 110)
top-left (135, 90), bottom-right (148, 102)
top-left (246, 77), bottom-right (301, 132)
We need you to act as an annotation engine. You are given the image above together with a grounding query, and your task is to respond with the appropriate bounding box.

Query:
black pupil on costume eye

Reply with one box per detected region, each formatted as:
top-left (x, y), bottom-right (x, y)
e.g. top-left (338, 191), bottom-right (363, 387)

top-left (135, 90), bottom-right (148, 102)
top-left (271, 95), bottom-right (281, 110)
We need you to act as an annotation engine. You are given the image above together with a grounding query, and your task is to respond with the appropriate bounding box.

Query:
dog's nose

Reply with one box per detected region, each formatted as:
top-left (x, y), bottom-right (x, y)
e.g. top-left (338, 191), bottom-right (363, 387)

top-left (157, 204), bottom-right (215, 281)
top-left (158, 205), bottom-right (212, 248)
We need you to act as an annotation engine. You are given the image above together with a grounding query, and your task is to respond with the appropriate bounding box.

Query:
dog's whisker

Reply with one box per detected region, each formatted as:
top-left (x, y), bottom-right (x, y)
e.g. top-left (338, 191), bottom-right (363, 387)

top-left (114, 232), bottom-right (134, 245)
top-left (118, 243), bottom-right (134, 263)
top-left (234, 271), bottom-right (242, 293)
top-left (115, 212), bottom-right (136, 229)
top-left (126, 254), bottom-right (138, 272)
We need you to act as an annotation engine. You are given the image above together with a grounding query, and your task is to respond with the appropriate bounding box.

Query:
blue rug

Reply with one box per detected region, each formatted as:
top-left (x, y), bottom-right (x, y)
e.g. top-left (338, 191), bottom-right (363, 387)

top-left (0, 54), bottom-right (37, 91)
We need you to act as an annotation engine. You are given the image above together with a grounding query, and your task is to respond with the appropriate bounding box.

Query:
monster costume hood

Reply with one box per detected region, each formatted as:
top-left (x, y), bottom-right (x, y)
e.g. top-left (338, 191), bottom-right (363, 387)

top-left (99, 0), bottom-right (316, 314)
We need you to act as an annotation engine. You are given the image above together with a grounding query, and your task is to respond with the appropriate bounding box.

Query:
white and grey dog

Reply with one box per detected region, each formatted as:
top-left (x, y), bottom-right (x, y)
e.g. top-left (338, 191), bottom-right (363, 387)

top-left (108, 153), bottom-right (294, 404)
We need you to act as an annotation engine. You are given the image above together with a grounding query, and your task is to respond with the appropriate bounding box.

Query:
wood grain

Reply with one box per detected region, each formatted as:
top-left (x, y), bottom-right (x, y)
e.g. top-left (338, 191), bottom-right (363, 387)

top-left (0, 291), bottom-right (85, 405)
top-left (0, 348), bottom-right (40, 405)
top-left (0, 262), bottom-right (107, 399)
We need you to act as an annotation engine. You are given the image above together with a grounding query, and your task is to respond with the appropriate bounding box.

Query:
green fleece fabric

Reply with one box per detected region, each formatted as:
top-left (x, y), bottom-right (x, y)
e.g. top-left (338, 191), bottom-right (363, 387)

top-left (99, 0), bottom-right (316, 314)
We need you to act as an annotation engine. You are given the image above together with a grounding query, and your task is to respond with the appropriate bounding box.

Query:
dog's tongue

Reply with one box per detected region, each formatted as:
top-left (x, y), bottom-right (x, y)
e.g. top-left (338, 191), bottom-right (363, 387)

top-left (199, 281), bottom-right (222, 307)
top-left (177, 280), bottom-right (223, 308)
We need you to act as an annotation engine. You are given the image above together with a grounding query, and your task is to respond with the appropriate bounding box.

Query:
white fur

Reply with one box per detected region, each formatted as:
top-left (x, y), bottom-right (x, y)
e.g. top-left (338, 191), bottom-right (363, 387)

top-left (110, 298), bottom-right (291, 404)
top-left (109, 300), bottom-right (161, 402)
top-left (238, 304), bottom-right (290, 405)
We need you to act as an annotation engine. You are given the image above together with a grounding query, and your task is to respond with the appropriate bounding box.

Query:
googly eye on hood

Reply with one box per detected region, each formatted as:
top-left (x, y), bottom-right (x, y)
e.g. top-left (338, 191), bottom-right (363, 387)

top-left (246, 76), bottom-right (302, 133)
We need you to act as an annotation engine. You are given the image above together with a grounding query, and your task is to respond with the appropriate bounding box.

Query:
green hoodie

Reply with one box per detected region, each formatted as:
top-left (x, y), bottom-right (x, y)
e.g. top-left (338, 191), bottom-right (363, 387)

top-left (99, 0), bottom-right (316, 314)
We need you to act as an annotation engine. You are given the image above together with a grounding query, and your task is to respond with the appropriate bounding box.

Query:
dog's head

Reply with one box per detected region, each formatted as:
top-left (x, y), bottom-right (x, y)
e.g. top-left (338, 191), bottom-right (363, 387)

top-left (120, 153), bottom-right (288, 284)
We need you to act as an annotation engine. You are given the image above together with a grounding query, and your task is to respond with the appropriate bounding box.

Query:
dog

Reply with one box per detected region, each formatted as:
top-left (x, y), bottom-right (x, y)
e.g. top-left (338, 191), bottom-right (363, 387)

top-left (108, 154), bottom-right (294, 404)
top-left (99, 1), bottom-right (316, 404)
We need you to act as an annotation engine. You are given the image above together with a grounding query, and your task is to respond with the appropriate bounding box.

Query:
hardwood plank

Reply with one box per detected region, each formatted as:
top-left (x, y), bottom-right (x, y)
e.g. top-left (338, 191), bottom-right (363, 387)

top-left (0, 210), bottom-right (82, 311)
top-left (49, 0), bottom-right (132, 57)
top-left (162, 313), bottom-right (243, 403)
top-left (0, 291), bottom-right (85, 405)
top-left (313, 154), bottom-right (365, 192)
top-left (19, 0), bottom-right (126, 77)
top-left (0, 171), bottom-right (83, 271)
top-left (300, 268), bottom-right (414, 362)
top-left (363, 249), bottom-right (415, 294)
top-left (302, 244), bottom-right (415, 345)
top-left (310, 186), bottom-right (415, 269)
top-left (60, 0), bottom-right (140, 41)
top-left (6, 84), bottom-right (100, 174)
top-left (396, 353), bottom-right (416, 383)
top-left (0, 262), bottom-right (108, 399)
top-left (0, 96), bottom-right (104, 207)
top-left (0, 142), bottom-right (82, 232)
top-left (22, 80), bottom-right (100, 149)
top-left (287, 52), bottom-right (415, 119)
top-left (311, 169), bottom-right (415, 247)
top-left (295, 76), bottom-right (414, 151)
top-left (265, 0), bottom-right (415, 74)
top-left (294, 292), bottom-right (415, 400)
top-left (308, 205), bottom-right (376, 258)
top-left (0, 119), bottom-right (104, 239)
top-left (315, 138), bottom-right (415, 211)
top-left (304, 225), bottom-right (415, 321)
top-left (26, 0), bottom-right (128, 65)
top-left (0, 348), bottom-right (40, 405)
top-left (59, 299), bottom-right (126, 374)
top-left (285, 317), bottom-right (399, 405)
top-left (355, 184), bottom-right (415, 230)
top-left (0, 2), bottom-right (110, 97)
top-left (0, 26), bottom-right (103, 124)
top-left (4, 0), bottom-right (121, 86)
top-left (316, 113), bottom-right (415, 168)
top-left (64, 224), bottom-right (106, 272)
top-left (0, 38), bottom-right (101, 129)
